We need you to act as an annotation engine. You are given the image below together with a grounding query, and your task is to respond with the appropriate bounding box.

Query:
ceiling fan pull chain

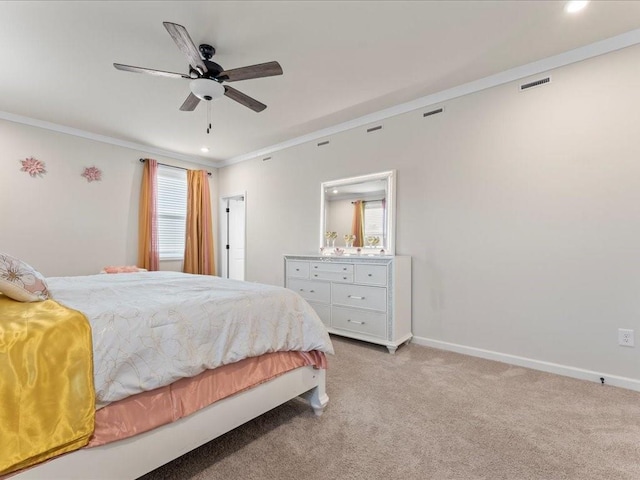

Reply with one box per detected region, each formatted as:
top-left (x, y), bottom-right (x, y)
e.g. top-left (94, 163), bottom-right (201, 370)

top-left (206, 101), bottom-right (212, 134)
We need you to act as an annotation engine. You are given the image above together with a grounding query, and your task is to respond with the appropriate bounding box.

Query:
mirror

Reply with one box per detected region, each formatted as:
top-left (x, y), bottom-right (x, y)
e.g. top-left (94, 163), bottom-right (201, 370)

top-left (320, 170), bottom-right (396, 255)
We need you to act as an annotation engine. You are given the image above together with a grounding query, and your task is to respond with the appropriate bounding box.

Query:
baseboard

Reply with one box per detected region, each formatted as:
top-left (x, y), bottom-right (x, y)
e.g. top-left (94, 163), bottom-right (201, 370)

top-left (411, 336), bottom-right (640, 393)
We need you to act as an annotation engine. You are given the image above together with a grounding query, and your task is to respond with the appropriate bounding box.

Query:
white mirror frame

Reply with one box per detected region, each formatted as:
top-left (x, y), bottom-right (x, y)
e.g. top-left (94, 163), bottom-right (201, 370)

top-left (320, 170), bottom-right (396, 255)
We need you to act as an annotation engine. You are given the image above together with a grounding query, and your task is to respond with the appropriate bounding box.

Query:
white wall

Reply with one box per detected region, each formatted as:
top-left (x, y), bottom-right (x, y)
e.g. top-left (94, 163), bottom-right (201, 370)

top-left (326, 199), bottom-right (353, 244)
top-left (0, 120), bottom-right (218, 277)
top-left (218, 44), bottom-right (640, 383)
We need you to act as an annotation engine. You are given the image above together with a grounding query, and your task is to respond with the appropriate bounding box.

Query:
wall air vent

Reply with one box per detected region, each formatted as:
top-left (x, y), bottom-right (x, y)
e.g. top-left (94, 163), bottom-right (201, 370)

top-left (519, 76), bottom-right (551, 92)
top-left (423, 107), bottom-right (444, 117)
top-left (366, 125), bottom-right (383, 133)
top-left (317, 140), bottom-right (330, 147)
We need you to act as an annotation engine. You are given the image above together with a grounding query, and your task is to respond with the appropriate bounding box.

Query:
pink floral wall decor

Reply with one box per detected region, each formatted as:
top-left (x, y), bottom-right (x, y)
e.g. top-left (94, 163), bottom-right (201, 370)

top-left (20, 157), bottom-right (46, 177)
top-left (82, 166), bottom-right (102, 182)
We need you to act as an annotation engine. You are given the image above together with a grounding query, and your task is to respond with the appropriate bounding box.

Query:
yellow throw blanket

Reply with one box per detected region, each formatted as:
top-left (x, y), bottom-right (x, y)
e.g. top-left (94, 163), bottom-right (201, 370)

top-left (0, 295), bottom-right (95, 475)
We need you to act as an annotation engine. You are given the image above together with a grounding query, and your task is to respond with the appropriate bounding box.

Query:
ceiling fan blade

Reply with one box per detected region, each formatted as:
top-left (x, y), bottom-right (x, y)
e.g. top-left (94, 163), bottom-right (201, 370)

top-left (113, 63), bottom-right (190, 79)
top-left (218, 61), bottom-right (283, 82)
top-left (180, 92), bottom-right (201, 111)
top-left (224, 86), bottom-right (267, 112)
top-left (163, 22), bottom-right (208, 74)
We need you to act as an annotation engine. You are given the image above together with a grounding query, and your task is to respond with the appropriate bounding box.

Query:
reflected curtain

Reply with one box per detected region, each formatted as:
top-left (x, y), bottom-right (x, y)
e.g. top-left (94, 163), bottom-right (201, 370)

top-left (137, 158), bottom-right (159, 271)
top-left (351, 200), bottom-right (365, 247)
top-left (184, 170), bottom-right (215, 275)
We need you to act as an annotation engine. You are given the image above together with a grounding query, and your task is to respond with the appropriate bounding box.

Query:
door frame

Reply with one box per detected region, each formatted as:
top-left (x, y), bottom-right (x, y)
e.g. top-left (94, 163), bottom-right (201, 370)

top-left (219, 192), bottom-right (247, 280)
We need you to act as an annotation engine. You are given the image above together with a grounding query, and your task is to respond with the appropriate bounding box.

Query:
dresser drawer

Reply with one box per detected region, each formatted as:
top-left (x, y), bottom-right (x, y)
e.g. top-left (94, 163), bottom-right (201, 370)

top-left (310, 262), bottom-right (354, 274)
top-left (331, 283), bottom-right (387, 312)
top-left (332, 306), bottom-right (386, 339)
top-left (308, 301), bottom-right (331, 327)
top-left (288, 279), bottom-right (330, 304)
top-left (310, 271), bottom-right (353, 283)
top-left (355, 264), bottom-right (387, 286)
top-left (286, 261), bottom-right (309, 279)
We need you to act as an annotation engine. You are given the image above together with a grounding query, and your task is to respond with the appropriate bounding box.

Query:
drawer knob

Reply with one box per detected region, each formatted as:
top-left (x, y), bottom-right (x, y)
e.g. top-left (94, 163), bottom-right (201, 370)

top-left (368, 274), bottom-right (372, 277)
top-left (299, 289), bottom-right (304, 292)
top-left (310, 290), bottom-right (315, 293)
top-left (314, 266), bottom-right (318, 269)
top-left (348, 295), bottom-right (365, 300)
top-left (343, 267), bottom-right (347, 271)
top-left (314, 274), bottom-right (318, 277)
top-left (296, 268), bottom-right (300, 271)
top-left (347, 319), bottom-right (365, 325)
top-left (343, 277), bottom-right (347, 280)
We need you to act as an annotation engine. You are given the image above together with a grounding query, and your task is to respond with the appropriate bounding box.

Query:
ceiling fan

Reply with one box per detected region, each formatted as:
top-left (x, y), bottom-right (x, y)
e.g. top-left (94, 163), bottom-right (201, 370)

top-left (114, 22), bottom-right (283, 114)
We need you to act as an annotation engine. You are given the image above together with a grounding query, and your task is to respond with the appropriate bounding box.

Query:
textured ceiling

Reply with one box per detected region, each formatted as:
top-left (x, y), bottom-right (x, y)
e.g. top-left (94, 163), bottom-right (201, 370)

top-left (1, 1), bottom-right (639, 165)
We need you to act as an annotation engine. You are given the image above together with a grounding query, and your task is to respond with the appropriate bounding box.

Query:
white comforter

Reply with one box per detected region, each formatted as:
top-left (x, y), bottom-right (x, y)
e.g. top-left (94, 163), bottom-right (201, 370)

top-left (48, 272), bottom-right (333, 405)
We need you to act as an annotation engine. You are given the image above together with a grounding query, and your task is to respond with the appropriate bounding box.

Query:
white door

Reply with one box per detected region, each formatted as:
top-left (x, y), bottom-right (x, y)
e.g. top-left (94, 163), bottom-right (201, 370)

top-left (220, 194), bottom-right (245, 280)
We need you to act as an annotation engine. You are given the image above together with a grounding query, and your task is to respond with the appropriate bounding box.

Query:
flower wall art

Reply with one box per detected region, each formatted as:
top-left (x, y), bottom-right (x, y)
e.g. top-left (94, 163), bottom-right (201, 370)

top-left (17, 157), bottom-right (106, 184)
top-left (81, 166), bottom-right (102, 182)
top-left (20, 157), bottom-right (46, 177)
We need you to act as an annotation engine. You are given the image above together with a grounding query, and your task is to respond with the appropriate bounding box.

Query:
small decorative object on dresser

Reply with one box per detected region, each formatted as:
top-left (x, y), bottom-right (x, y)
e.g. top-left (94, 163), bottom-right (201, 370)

top-left (285, 254), bottom-right (411, 353)
top-left (343, 234), bottom-right (356, 248)
top-left (324, 231), bottom-right (338, 248)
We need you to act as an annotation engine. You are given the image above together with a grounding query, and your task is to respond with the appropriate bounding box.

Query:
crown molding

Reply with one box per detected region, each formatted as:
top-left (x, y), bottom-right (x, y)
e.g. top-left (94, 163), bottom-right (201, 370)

top-left (0, 111), bottom-right (221, 169)
top-left (221, 27), bottom-right (640, 167)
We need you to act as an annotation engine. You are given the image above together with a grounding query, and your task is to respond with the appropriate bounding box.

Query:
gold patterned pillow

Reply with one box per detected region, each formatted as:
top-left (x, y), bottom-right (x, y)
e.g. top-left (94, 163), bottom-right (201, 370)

top-left (0, 253), bottom-right (49, 302)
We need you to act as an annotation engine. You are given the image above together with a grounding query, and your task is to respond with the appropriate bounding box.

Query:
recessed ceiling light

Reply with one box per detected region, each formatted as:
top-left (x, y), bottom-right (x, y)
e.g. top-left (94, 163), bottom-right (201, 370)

top-left (332, 189), bottom-right (339, 194)
top-left (200, 147), bottom-right (210, 153)
top-left (565, 1), bottom-right (589, 13)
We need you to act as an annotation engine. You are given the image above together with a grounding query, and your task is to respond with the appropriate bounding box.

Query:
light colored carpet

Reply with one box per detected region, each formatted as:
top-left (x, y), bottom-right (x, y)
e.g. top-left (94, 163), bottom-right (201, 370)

top-left (139, 336), bottom-right (640, 480)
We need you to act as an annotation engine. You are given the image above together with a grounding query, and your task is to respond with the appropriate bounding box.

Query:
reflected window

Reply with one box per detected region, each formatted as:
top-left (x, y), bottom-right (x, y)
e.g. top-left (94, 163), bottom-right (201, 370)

top-left (364, 200), bottom-right (385, 244)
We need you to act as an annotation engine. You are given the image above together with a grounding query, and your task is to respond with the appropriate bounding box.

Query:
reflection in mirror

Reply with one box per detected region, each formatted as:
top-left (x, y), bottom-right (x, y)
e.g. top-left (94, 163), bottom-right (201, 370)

top-left (320, 170), bottom-right (396, 255)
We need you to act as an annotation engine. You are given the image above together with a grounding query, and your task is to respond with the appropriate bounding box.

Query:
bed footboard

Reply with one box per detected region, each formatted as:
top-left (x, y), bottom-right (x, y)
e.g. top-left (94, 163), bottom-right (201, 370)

top-left (12, 365), bottom-right (328, 480)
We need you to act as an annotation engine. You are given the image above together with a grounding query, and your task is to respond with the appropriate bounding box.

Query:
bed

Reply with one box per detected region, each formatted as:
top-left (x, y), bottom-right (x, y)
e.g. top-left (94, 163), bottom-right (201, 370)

top-left (2, 269), bottom-right (333, 479)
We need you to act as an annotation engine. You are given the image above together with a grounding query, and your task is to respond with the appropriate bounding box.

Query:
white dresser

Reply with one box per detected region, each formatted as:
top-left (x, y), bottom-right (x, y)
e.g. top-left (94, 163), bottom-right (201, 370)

top-left (284, 255), bottom-right (411, 353)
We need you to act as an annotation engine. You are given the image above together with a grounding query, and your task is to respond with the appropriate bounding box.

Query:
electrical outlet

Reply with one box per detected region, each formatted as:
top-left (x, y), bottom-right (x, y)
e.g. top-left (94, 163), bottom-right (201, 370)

top-left (618, 329), bottom-right (635, 347)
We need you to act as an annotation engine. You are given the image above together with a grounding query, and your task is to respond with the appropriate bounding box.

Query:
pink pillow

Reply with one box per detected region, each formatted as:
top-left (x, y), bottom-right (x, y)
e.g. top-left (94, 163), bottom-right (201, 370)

top-left (0, 253), bottom-right (49, 302)
top-left (102, 265), bottom-right (145, 274)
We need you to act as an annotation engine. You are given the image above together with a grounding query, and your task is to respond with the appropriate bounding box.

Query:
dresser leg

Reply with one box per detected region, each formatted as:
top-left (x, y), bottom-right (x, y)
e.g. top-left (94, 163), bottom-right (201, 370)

top-left (386, 345), bottom-right (398, 354)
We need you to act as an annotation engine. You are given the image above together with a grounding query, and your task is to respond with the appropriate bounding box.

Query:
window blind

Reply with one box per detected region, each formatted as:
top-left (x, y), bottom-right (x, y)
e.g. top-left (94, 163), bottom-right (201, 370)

top-left (364, 200), bottom-right (385, 239)
top-left (157, 166), bottom-right (187, 260)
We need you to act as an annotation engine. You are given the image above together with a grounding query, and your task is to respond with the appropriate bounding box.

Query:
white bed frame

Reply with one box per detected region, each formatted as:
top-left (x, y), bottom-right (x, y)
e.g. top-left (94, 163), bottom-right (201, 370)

top-left (13, 367), bottom-right (328, 480)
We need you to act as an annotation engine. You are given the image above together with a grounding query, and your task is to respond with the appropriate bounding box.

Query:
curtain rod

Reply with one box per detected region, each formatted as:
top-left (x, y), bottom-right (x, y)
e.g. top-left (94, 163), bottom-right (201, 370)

top-left (139, 158), bottom-right (212, 176)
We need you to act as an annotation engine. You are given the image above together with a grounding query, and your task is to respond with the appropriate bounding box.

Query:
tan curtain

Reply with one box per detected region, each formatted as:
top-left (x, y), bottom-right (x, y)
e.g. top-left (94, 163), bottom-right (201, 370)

top-left (351, 200), bottom-right (365, 247)
top-left (137, 158), bottom-right (159, 271)
top-left (184, 170), bottom-right (215, 275)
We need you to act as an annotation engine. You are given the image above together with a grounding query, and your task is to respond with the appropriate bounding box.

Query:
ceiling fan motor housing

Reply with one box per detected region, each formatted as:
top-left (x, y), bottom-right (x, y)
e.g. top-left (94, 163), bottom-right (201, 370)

top-left (190, 60), bottom-right (224, 79)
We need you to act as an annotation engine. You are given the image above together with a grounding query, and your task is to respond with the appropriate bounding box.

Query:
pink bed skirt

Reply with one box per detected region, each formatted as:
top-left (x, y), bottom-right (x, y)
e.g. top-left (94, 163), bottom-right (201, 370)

top-left (88, 350), bottom-right (327, 447)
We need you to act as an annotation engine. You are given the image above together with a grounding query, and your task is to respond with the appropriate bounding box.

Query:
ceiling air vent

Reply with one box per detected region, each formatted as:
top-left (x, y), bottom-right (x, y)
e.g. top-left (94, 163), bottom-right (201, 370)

top-left (423, 107), bottom-right (444, 118)
top-left (317, 140), bottom-right (330, 147)
top-left (262, 156), bottom-right (272, 162)
top-left (519, 76), bottom-right (551, 92)
top-left (367, 125), bottom-right (383, 133)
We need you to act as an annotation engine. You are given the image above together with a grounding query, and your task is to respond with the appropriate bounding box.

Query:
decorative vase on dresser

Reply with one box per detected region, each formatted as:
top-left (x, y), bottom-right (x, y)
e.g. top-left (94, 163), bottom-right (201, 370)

top-left (284, 254), bottom-right (411, 353)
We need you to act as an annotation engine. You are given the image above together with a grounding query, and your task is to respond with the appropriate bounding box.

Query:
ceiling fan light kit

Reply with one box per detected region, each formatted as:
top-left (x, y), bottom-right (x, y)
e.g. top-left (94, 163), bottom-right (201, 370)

top-left (190, 79), bottom-right (225, 101)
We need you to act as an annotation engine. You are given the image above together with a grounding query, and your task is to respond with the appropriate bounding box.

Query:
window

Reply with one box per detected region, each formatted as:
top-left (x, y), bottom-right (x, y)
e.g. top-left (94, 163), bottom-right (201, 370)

top-left (157, 166), bottom-right (187, 260)
top-left (363, 200), bottom-right (385, 244)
